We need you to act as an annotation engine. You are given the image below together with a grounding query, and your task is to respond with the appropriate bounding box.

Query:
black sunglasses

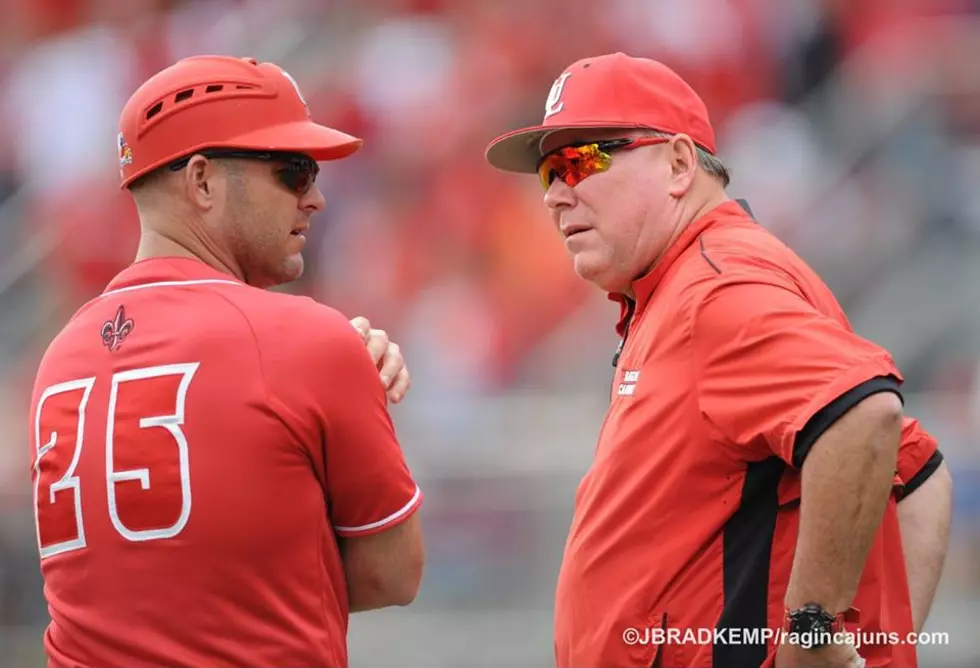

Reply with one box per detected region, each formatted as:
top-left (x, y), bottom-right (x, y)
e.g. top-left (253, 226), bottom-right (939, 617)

top-left (168, 149), bottom-right (320, 196)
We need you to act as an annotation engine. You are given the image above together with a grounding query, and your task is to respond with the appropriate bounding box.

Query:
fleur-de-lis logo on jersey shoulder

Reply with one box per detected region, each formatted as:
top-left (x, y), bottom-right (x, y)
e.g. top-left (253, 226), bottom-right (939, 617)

top-left (544, 72), bottom-right (572, 118)
top-left (101, 305), bottom-right (134, 352)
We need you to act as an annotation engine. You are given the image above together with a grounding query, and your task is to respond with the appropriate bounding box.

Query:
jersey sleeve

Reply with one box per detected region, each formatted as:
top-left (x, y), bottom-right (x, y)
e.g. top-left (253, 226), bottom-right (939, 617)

top-left (319, 316), bottom-right (422, 537)
top-left (266, 300), bottom-right (422, 538)
top-left (896, 416), bottom-right (943, 500)
top-left (691, 277), bottom-right (903, 468)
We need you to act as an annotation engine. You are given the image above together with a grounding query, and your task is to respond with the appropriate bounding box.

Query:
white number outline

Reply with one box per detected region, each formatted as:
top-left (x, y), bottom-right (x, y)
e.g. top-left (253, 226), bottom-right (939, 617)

top-left (106, 363), bottom-right (200, 542)
top-left (33, 363), bottom-right (200, 559)
top-left (34, 377), bottom-right (96, 559)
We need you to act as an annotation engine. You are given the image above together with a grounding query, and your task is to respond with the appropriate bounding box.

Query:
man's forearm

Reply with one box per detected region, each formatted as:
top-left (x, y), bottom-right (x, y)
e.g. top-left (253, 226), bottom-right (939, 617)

top-left (784, 393), bottom-right (903, 613)
top-left (338, 517), bottom-right (425, 613)
top-left (898, 459), bottom-right (953, 631)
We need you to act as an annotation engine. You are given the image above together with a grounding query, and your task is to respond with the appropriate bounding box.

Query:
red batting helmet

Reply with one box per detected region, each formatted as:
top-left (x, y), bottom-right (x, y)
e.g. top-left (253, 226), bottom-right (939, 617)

top-left (117, 55), bottom-right (362, 188)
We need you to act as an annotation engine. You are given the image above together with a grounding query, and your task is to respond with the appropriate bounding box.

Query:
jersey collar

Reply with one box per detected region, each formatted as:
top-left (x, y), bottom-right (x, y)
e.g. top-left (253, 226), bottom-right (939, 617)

top-left (102, 256), bottom-right (245, 294)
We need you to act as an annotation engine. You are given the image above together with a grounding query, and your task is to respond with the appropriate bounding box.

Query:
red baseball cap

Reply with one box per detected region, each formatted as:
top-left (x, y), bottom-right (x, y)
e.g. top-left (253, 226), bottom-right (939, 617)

top-left (485, 53), bottom-right (716, 173)
top-left (117, 55), bottom-right (362, 188)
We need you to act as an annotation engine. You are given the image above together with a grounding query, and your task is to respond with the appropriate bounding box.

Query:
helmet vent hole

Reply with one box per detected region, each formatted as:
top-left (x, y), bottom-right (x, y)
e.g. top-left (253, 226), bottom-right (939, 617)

top-left (174, 89), bottom-right (194, 103)
top-left (145, 101), bottom-right (164, 120)
top-left (236, 84), bottom-right (257, 90)
top-left (205, 84), bottom-right (224, 93)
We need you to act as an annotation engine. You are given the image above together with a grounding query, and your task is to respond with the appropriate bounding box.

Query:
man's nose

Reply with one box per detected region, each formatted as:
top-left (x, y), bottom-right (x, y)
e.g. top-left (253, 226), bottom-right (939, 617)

top-left (301, 183), bottom-right (326, 213)
top-left (544, 178), bottom-right (575, 211)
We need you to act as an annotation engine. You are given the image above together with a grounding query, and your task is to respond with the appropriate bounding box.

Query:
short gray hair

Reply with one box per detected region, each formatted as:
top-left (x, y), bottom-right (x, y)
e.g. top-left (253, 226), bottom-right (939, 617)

top-left (645, 130), bottom-right (730, 187)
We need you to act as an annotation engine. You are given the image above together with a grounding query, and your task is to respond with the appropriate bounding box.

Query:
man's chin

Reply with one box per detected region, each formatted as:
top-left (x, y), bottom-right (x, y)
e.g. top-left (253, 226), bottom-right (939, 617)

top-left (257, 255), bottom-right (304, 289)
top-left (573, 258), bottom-right (620, 293)
top-left (281, 254), bottom-right (305, 283)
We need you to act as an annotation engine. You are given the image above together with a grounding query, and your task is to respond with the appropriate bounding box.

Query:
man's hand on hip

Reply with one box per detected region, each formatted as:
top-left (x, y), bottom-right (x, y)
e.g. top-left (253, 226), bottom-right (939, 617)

top-left (350, 317), bottom-right (411, 404)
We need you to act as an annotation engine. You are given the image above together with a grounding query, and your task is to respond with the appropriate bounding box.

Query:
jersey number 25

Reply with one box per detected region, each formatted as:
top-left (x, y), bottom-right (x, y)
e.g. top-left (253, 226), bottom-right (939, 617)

top-left (32, 363), bottom-right (199, 559)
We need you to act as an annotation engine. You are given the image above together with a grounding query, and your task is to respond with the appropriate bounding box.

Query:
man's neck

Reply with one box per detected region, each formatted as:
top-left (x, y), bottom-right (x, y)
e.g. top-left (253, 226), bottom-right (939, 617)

top-left (623, 187), bottom-right (732, 301)
top-left (135, 227), bottom-right (243, 282)
top-left (688, 188), bottom-right (731, 225)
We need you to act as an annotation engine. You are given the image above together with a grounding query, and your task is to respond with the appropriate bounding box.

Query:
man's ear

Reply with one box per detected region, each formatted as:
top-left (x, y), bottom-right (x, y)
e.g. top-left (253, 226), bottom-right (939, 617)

top-left (183, 154), bottom-right (219, 210)
top-left (666, 134), bottom-right (698, 198)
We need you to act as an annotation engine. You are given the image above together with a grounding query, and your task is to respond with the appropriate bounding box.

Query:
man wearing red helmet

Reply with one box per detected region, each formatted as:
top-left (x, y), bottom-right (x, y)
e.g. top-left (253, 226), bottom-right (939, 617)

top-left (29, 56), bottom-right (423, 668)
top-left (486, 53), bottom-right (952, 668)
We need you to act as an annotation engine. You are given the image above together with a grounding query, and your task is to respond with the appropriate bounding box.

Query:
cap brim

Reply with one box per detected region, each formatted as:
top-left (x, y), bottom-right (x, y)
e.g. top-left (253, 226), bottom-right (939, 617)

top-left (485, 121), bottom-right (644, 173)
top-left (229, 120), bottom-right (362, 161)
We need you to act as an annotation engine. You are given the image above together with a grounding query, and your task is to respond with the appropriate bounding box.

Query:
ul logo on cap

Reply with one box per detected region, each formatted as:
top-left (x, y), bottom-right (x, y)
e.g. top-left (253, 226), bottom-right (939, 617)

top-left (544, 72), bottom-right (572, 118)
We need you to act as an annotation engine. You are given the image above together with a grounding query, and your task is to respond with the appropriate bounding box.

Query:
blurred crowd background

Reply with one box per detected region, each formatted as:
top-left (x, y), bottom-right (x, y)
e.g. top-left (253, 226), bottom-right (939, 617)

top-left (1, 0), bottom-right (980, 666)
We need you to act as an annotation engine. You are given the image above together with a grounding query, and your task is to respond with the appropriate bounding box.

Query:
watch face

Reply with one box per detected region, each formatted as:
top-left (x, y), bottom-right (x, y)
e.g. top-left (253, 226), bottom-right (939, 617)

top-left (799, 615), bottom-right (828, 633)
top-left (788, 607), bottom-right (835, 648)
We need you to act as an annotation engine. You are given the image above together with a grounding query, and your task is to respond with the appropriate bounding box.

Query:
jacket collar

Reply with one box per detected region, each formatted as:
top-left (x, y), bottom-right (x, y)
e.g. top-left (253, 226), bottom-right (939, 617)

top-left (609, 199), bottom-right (751, 336)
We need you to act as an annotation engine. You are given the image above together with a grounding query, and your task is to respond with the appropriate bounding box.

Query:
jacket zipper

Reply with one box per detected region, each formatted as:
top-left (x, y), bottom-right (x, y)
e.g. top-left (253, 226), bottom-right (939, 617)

top-left (609, 299), bottom-right (636, 398)
top-left (612, 299), bottom-right (636, 369)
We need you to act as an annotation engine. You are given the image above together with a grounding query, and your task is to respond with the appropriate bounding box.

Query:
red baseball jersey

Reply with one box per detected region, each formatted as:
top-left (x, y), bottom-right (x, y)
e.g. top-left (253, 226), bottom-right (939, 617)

top-left (554, 201), bottom-right (940, 668)
top-left (29, 257), bottom-right (422, 668)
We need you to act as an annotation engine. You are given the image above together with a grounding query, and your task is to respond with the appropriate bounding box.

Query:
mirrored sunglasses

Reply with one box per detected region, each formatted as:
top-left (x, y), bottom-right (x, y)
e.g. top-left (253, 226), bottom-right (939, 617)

top-left (536, 136), bottom-right (670, 191)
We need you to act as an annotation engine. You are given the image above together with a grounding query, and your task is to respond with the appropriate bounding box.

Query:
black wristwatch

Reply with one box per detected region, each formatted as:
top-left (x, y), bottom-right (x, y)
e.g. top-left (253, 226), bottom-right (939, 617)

top-left (784, 603), bottom-right (844, 649)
